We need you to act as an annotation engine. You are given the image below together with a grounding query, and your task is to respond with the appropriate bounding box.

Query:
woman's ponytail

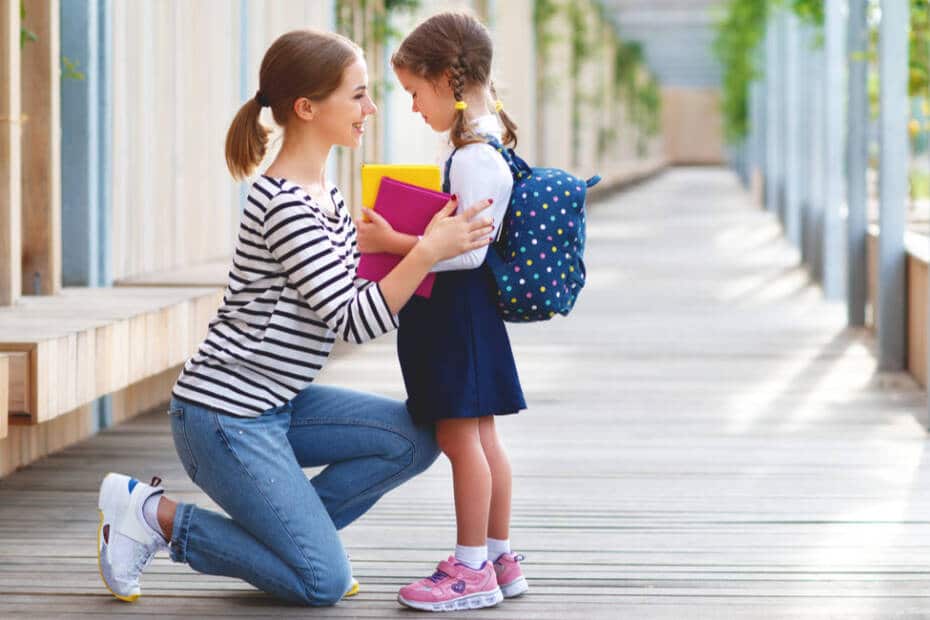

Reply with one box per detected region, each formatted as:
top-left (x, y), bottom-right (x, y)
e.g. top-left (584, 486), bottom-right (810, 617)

top-left (225, 98), bottom-right (269, 181)
top-left (223, 29), bottom-right (362, 181)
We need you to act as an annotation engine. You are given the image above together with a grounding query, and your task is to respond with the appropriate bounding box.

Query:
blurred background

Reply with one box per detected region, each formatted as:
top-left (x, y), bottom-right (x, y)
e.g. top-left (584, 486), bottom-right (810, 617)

top-left (1, 0), bottom-right (929, 501)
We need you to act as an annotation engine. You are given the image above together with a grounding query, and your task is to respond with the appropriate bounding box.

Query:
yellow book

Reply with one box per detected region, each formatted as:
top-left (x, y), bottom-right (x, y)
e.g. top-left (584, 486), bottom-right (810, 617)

top-left (360, 164), bottom-right (442, 209)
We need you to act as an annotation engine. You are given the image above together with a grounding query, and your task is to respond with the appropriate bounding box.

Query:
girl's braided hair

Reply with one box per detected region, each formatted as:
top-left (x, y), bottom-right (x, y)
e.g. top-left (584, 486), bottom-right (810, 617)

top-left (391, 11), bottom-right (518, 149)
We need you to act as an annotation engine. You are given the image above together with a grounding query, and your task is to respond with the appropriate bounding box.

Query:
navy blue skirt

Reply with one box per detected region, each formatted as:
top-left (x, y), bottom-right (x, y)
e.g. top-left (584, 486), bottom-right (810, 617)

top-left (397, 265), bottom-right (526, 424)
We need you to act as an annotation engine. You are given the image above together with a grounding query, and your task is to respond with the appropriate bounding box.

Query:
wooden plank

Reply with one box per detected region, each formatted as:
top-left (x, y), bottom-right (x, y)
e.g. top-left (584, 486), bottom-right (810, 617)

top-left (0, 170), bottom-right (927, 617)
top-left (20, 0), bottom-right (61, 296)
top-left (113, 258), bottom-right (230, 287)
top-left (0, 0), bottom-right (22, 306)
top-left (5, 351), bottom-right (30, 420)
top-left (0, 362), bottom-right (182, 478)
top-left (0, 287), bottom-right (222, 423)
top-left (867, 226), bottom-right (878, 329)
top-left (0, 355), bottom-right (7, 439)
top-left (908, 253), bottom-right (927, 388)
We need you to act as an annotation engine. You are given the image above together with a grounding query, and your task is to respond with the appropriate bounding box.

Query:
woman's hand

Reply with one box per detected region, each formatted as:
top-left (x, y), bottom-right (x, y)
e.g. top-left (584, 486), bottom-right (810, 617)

top-left (355, 208), bottom-right (396, 254)
top-left (418, 196), bottom-right (495, 263)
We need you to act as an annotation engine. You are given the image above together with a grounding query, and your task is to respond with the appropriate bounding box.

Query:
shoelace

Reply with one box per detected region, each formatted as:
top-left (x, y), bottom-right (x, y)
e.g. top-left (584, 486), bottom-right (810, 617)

top-left (130, 540), bottom-right (160, 576)
top-left (428, 569), bottom-right (449, 583)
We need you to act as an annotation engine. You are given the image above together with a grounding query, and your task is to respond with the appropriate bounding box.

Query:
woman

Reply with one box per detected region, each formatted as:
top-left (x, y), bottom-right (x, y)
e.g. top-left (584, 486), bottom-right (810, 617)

top-left (95, 28), bottom-right (494, 607)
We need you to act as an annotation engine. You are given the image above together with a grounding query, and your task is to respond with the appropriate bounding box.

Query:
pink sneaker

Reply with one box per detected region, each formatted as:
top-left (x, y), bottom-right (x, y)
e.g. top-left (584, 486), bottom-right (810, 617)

top-left (493, 552), bottom-right (528, 598)
top-left (398, 556), bottom-right (503, 612)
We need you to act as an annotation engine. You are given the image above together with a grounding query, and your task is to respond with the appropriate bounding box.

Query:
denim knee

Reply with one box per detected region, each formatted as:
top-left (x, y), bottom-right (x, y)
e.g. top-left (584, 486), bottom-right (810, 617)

top-left (297, 554), bottom-right (352, 607)
top-left (408, 424), bottom-right (440, 476)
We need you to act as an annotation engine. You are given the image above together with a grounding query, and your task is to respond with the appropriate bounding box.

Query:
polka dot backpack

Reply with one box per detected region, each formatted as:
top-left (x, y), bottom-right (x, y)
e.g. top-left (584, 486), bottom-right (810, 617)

top-left (444, 136), bottom-right (600, 322)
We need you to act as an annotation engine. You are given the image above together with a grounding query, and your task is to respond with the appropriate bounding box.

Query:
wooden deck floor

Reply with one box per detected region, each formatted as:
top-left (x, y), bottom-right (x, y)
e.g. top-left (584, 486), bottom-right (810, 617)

top-left (3, 168), bottom-right (930, 619)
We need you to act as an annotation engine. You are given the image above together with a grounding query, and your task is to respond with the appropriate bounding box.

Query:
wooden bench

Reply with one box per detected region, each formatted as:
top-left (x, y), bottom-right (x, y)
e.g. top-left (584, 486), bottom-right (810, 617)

top-left (114, 258), bottom-right (230, 288)
top-left (0, 287), bottom-right (222, 426)
top-left (0, 286), bottom-right (223, 476)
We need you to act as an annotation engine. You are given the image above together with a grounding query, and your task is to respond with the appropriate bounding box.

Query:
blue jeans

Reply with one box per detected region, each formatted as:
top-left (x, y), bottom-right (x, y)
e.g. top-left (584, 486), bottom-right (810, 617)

top-left (166, 384), bottom-right (439, 606)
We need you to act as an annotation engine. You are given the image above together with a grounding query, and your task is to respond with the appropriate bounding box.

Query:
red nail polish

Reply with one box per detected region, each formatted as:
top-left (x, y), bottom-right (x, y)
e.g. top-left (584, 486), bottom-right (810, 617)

top-left (489, 198), bottom-right (494, 204)
top-left (451, 194), bottom-right (458, 200)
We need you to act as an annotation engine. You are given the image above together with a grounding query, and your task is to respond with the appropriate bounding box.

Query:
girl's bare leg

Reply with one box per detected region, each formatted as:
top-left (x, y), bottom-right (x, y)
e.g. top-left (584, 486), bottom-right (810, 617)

top-left (436, 418), bottom-right (491, 547)
top-left (477, 416), bottom-right (512, 541)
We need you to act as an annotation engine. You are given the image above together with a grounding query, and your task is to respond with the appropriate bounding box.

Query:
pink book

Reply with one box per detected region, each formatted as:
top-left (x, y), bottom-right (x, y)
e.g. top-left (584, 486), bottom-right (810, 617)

top-left (357, 177), bottom-right (452, 298)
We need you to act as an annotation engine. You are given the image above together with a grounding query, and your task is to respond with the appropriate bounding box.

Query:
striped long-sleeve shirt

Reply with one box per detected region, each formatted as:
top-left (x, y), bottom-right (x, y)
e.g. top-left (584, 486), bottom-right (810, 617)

top-left (172, 175), bottom-right (398, 417)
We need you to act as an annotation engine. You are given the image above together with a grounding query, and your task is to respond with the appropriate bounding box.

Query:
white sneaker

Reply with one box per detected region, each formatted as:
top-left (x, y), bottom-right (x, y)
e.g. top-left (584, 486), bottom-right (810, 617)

top-left (97, 473), bottom-right (168, 601)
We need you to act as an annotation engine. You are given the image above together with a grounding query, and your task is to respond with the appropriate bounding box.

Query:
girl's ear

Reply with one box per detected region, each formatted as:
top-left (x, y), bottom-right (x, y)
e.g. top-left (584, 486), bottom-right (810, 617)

top-left (293, 97), bottom-right (315, 121)
top-left (434, 71), bottom-right (454, 97)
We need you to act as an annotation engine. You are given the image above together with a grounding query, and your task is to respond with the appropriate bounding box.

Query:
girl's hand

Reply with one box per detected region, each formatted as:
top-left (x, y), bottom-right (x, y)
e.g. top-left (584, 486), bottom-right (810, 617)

top-left (355, 208), bottom-right (395, 254)
top-left (419, 196), bottom-right (495, 263)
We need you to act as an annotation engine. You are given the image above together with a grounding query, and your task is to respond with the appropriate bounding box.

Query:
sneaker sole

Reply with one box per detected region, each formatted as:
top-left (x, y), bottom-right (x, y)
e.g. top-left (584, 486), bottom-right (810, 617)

top-left (500, 576), bottom-right (528, 598)
top-left (97, 473), bottom-right (140, 602)
top-left (398, 587), bottom-right (503, 612)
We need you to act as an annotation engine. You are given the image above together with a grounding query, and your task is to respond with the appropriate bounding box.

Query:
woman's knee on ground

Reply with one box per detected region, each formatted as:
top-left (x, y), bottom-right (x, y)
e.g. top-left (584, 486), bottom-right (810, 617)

top-left (292, 553), bottom-right (352, 606)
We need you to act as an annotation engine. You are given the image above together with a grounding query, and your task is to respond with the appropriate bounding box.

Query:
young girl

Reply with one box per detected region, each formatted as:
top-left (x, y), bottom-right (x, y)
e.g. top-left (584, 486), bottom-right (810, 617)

top-left (95, 29), bottom-right (495, 606)
top-left (355, 11), bottom-right (528, 612)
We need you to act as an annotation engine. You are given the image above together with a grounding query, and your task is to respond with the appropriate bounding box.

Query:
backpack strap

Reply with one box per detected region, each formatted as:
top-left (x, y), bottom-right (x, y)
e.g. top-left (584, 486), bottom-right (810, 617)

top-left (443, 135), bottom-right (530, 192)
top-left (442, 149), bottom-right (456, 194)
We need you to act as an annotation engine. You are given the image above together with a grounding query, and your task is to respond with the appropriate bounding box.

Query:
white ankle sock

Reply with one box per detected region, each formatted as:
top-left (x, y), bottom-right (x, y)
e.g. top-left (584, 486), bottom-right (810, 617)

top-left (454, 544), bottom-right (487, 570)
top-left (142, 493), bottom-right (167, 542)
top-left (487, 537), bottom-right (511, 561)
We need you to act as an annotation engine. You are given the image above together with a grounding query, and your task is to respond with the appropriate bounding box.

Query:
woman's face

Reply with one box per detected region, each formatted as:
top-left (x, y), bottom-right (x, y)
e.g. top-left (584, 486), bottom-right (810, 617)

top-left (310, 57), bottom-right (378, 148)
top-left (393, 66), bottom-right (456, 133)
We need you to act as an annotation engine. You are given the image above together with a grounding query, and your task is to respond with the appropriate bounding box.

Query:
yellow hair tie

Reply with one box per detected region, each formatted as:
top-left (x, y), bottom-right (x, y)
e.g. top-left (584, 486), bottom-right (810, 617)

top-left (495, 100), bottom-right (504, 113)
top-left (454, 101), bottom-right (468, 111)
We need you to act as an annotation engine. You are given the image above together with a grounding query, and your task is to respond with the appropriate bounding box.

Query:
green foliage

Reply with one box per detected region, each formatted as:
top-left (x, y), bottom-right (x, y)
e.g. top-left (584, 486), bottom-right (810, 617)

top-left (61, 56), bottom-right (85, 81)
top-left (614, 41), bottom-right (643, 104)
top-left (20, 1), bottom-right (37, 48)
top-left (712, 0), bottom-right (769, 143)
top-left (336, 0), bottom-right (420, 47)
top-left (534, 0), bottom-right (660, 152)
top-left (910, 0), bottom-right (930, 96)
top-left (334, 0), bottom-right (420, 102)
top-left (533, 0), bottom-right (561, 92)
top-left (785, 0), bottom-right (824, 26)
top-left (21, 1), bottom-right (84, 81)
top-left (714, 0), bottom-right (929, 143)
top-left (568, 1), bottom-right (594, 76)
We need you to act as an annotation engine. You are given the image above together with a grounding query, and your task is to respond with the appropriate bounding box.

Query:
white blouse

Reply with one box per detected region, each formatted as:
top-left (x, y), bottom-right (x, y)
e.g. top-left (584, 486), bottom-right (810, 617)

top-left (430, 114), bottom-right (513, 272)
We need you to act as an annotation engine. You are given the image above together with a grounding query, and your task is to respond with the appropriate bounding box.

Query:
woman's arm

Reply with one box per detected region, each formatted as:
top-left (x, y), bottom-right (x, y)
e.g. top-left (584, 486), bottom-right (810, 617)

top-left (377, 199), bottom-right (494, 314)
top-left (263, 192), bottom-right (492, 342)
top-left (356, 209), bottom-right (419, 256)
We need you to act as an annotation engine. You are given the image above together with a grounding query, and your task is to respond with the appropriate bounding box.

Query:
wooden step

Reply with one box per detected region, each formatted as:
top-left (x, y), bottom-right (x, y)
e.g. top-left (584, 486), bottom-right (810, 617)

top-left (0, 355), bottom-right (7, 439)
top-left (0, 287), bottom-right (222, 424)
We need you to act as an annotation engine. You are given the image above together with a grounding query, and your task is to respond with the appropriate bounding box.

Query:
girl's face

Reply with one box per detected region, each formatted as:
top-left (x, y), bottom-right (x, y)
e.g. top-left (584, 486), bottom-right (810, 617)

top-left (393, 66), bottom-right (456, 132)
top-left (308, 57), bottom-right (378, 148)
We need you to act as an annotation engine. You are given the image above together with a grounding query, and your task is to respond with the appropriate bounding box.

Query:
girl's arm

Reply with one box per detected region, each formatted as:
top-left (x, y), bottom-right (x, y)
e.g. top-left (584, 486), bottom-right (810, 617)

top-left (356, 144), bottom-right (513, 272)
top-left (357, 145), bottom-right (511, 270)
top-left (431, 145), bottom-right (512, 271)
